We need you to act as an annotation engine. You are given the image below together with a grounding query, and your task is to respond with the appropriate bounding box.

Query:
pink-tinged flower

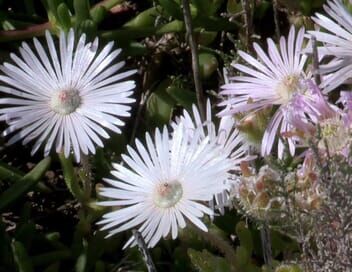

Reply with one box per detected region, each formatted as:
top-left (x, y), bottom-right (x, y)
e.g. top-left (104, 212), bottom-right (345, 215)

top-left (173, 99), bottom-right (249, 214)
top-left (287, 81), bottom-right (351, 156)
top-left (0, 30), bottom-right (136, 162)
top-left (297, 150), bottom-right (317, 181)
top-left (287, 80), bottom-right (338, 135)
top-left (338, 91), bottom-right (352, 110)
top-left (308, 0), bottom-right (352, 92)
top-left (219, 26), bottom-right (308, 158)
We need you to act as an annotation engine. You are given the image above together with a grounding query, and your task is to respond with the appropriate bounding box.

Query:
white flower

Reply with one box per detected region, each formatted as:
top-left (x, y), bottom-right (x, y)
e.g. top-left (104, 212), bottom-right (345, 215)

top-left (219, 26), bottom-right (308, 158)
top-left (0, 29), bottom-right (136, 162)
top-left (308, 0), bottom-right (352, 92)
top-left (175, 100), bottom-right (247, 160)
top-left (173, 99), bottom-right (248, 214)
top-left (97, 123), bottom-right (233, 248)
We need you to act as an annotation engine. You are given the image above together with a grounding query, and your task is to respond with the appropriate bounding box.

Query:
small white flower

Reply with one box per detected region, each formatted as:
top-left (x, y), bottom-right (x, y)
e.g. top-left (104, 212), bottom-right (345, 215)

top-left (0, 29), bottom-right (136, 162)
top-left (219, 26), bottom-right (308, 158)
top-left (97, 123), bottom-right (233, 248)
top-left (173, 100), bottom-right (248, 214)
top-left (308, 0), bottom-right (352, 92)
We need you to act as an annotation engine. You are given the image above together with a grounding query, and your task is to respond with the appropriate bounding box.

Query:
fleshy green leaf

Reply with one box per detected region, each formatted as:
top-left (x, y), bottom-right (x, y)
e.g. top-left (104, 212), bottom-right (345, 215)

top-left (43, 262), bottom-right (61, 272)
top-left (235, 246), bottom-right (249, 267)
top-left (57, 3), bottom-right (72, 32)
top-left (166, 85), bottom-right (196, 111)
top-left (94, 261), bottom-right (105, 272)
top-left (11, 241), bottom-right (33, 272)
top-left (192, 0), bottom-right (224, 16)
top-left (198, 52), bottom-right (218, 79)
top-left (235, 222), bottom-right (254, 256)
top-left (90, 6), bottom-right (107, 24)
top-left (122, 41), bottom-right (148, 56)
top-left (75, 240), bottom-right (88, 272)
top-left (78, 19), bottom-right (97, 38)
top-left (74, 0), bottom-right (90, 25)
top-left (156, 20), bottom-right (184, 34)
top-left (275, 264), bottom-right (303, 272)
top-left (46, 0), bottom-right (64, 20)
top-left (146, 79), bottom-right (176, 126)
top-left (0, 157), bottom-right (51, 212)
top-left (188, 248), bottom-right (231, 272)
top-left (158, 0), bottom-right (183, 19)
top-left (0, 162), bottom-right (22, 183)
top-left (194, 16), bottom-right (239, 31)
top-left (124, 7), bottom-right (159, 28)
top-left (32, 250), bottom-right (71, 267)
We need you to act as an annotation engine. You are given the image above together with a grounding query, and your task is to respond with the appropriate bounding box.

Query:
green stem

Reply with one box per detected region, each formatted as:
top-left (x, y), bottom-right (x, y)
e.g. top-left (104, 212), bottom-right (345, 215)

top-left (78, 153), bottom-right (92, 202)
top-left (240, 0), bottom-right (252, 51)
top-left (182, 0), bottom-right (205, 121)
top-left (133, 230), bottom-right (157, 272)
top-left (58, 153), bottom-right (85, 202)
top-left (272, 0), bottom-right (280, 42)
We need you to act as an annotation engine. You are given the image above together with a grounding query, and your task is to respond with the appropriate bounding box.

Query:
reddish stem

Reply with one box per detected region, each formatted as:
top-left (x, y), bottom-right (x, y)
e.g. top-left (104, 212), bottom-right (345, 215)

top-left (0, 22), bottom-right (52, 42)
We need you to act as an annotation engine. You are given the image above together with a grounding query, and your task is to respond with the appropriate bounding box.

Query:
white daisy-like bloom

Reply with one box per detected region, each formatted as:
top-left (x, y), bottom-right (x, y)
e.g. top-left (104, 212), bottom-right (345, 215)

top-left (219, 26), bottom-right (308, 158)
top-left (173, 99), bottom-right (248, 214)
top-left (308, 0), bottom-right (352, 92)
top-left (97, 123), bottom-right (233, 248)
top-left (0, 29), bottom-right (136, 162)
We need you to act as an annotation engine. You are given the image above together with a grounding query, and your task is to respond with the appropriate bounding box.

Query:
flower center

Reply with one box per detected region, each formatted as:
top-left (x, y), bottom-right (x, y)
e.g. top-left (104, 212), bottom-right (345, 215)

top-left (275, 75), bottom-right (300, 104)
top-left (318, 117), bottom-right (350, 153)
top-left (50, 89), bottom-right (81, 115)
top-left (321, 119), bottom-right (339, 138)
top-left (153, 181), bottom-right (183, 208)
